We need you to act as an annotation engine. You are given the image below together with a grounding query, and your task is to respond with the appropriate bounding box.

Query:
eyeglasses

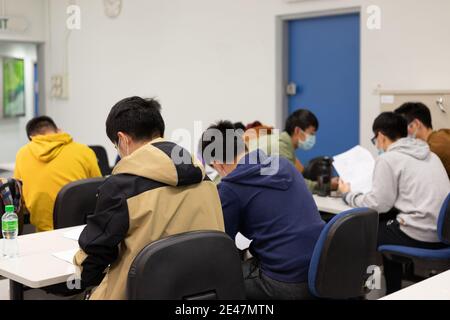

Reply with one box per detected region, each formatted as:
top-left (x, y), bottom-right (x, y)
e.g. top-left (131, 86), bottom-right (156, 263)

top-left (371, 133), bottom-right (379, 146)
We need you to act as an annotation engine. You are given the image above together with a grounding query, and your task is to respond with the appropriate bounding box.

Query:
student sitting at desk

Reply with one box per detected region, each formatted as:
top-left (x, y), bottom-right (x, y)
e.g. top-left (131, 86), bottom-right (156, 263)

top-left (14, 116), bottom-right (102, 232)
top-left (75, 97), bottom-right (224, 300)
top-left (395, 102), bottom-right (450, 179)
top-left (201, 121), bottom-right (325, 300)
top-left (247, 110), bottom-right (338, 193)
top-left (338, 112), bottom-right (450, 294)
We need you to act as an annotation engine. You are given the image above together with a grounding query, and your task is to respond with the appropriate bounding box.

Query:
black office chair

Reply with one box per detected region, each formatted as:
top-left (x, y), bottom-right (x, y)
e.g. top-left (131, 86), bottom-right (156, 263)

top-left (127, 231), bottom-right (246, 300)
top-left (308, 208), bottom-right (379, 299)
top-left (53, 177), bottom-right (106, 229)
top-left (89, 145), bottom-right (112, 176)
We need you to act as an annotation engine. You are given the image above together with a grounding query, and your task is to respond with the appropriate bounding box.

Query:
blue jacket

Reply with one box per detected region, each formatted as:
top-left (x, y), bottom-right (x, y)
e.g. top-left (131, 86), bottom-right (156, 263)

top-left (218, 150), bottom-right (325, 283)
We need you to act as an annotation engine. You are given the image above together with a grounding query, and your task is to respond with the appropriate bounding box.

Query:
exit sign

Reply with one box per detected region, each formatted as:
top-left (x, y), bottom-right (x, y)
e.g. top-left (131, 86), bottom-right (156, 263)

top-left (0, 16), bottom-right (29, 33)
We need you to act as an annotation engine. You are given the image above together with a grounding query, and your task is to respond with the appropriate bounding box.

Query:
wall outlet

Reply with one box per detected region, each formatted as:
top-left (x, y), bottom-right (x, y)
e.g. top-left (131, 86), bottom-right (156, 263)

top-left (51, 74), bottom-right (69, 99)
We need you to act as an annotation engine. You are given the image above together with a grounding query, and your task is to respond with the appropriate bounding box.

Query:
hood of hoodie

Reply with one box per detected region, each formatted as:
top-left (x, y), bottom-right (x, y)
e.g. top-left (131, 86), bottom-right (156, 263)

top-left (222, 150), bottom-right (293, 191)
top-left (113, 138), bottom-right (205, 187)
top-left (28, 133), bottom-right (73, 163)
top-left (388, 137), bottom-right (430, 161)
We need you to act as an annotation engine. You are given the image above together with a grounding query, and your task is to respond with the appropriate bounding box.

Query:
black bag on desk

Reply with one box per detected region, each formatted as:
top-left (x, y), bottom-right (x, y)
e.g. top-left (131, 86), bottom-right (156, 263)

top-left (0, 178), bottom-right (24, 236)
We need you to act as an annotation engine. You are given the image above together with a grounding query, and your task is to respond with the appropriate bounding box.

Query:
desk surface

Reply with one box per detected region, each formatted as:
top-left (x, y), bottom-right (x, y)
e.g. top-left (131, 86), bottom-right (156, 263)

top-left (313, 195), bottom-right (352, 215)
top-left (380, 270), bottom-right (450, 300)
top-left (0, 163), bottom-right (15, 172)
top-left (0, 227), bottom-right (78, 289)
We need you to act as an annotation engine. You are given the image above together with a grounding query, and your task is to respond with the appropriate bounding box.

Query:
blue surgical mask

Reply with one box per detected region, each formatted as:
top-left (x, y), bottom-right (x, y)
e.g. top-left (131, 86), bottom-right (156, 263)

top-left (377, 148), bottom-right (385, 156)
top-left (299, 133), bottom-right (316, 151)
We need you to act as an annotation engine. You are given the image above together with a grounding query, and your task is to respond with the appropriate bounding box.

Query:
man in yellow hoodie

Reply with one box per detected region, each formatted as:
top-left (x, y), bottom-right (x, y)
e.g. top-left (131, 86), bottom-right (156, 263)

top-left (14, 116), bottom-right (102, 232)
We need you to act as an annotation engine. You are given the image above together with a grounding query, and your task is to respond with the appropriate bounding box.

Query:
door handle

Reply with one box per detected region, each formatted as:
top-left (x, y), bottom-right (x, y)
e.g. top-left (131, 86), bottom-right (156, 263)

top-left (436, 97), bottom-right (447, 113)
top-left (286, 82), bottom-right (297, 96)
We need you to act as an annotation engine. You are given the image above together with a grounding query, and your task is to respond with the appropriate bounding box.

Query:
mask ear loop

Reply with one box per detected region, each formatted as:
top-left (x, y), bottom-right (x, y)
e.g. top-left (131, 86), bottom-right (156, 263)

top-left (119, 136), bottom-right (130, 157)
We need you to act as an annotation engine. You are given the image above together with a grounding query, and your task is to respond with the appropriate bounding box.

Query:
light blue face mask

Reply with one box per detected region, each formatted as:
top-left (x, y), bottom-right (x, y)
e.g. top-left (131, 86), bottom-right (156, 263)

top-left (299, 133), bottom-right (316, 151)
top-left (377, 148), bottom-right (385, 156)
top-left (408, 122), bottom-right (418, 139)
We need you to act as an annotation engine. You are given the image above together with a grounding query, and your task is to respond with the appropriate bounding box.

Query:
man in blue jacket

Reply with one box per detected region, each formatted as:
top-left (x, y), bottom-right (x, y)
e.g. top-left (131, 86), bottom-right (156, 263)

top-left (201, 121), bottom-right (325, 300)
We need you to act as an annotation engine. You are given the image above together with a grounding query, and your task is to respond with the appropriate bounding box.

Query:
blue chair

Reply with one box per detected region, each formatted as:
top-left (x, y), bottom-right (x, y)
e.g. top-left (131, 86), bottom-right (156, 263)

top-left (378, 193), bottom-right (450, 278)
top-left (308, 208), bottom-right (379, 299)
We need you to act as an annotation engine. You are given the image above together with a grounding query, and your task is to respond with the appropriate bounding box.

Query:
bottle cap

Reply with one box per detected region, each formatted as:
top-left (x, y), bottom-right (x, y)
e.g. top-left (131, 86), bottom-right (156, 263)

top-left (5, 205), bottom-right (14, 213)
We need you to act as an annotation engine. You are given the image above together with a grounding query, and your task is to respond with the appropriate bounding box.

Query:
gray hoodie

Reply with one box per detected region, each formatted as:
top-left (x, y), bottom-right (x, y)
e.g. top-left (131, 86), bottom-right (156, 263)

top-left (345, 138), bottom-right (450, 243)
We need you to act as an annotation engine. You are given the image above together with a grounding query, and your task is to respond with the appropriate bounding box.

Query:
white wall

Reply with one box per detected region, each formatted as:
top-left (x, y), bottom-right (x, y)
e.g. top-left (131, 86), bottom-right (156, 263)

top-left (0, 0), bottom-right (46, 163)
top-left (0, 0), bottom-right (46, 43)
top-left (0, 42), bottom-right (37, 163)
top-left (44, 0), bottom-right (450, 164)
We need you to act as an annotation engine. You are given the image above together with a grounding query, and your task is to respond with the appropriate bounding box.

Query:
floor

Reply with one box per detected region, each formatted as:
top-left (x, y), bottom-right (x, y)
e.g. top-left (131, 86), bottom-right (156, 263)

top-left (0, 277), bottom-right (399, 300)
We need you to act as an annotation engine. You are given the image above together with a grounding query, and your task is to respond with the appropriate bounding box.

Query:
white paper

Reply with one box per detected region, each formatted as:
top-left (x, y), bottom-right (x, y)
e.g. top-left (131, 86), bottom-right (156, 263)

top-left (63, 226), bottom-right (85, 241)
top-left (333, 146), bottom-right (375, 194)
top-left (52, 248), bottom-right (79, 265)
top-left (235, 233), bottom-right (252, 250)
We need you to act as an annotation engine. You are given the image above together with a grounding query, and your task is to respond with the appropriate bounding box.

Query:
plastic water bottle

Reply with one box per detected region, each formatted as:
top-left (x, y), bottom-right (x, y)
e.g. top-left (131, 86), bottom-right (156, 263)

top-left (2, 205), bottom-right (19, 258)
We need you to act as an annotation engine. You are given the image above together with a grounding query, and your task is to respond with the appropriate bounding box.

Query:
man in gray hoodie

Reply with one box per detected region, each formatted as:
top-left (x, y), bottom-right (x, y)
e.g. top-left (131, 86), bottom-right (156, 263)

top-left (339, 112), bottom-right (450, 294)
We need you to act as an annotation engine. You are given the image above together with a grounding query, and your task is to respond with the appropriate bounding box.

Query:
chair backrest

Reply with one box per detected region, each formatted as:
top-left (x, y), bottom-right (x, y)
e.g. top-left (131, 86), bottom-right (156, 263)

top-left (308, 208), bottom-right (379, 299)
top-left (128, 231), bottom-right (246, 300)
top-left (53, 177), bottom-right (106, 229)
top-left (89, 145), bottom-right (112, 176)
top-left (437, 193), bottom-right (450, 245)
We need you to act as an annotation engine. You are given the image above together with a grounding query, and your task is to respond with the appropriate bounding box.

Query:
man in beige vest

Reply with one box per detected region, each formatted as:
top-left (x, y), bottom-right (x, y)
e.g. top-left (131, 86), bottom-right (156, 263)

top-left (74, 97), bottom-right (225, 300)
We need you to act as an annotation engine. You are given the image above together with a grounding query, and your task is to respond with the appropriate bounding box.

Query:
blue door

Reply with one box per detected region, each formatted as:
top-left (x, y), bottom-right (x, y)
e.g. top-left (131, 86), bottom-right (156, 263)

top-left (288, 13), bottom-right (360, 165)
top-left (34, 63), bottom-right (39, 116)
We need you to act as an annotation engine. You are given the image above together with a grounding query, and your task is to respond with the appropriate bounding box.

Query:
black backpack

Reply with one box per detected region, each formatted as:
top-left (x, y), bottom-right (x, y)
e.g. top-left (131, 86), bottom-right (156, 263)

top-left (0, 178), bottom-right (24, 236)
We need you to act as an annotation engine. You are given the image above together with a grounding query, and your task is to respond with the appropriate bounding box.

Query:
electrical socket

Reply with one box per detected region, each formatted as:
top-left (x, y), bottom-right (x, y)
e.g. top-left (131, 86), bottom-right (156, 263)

top-left (51, 74), bottom-right (69, 99)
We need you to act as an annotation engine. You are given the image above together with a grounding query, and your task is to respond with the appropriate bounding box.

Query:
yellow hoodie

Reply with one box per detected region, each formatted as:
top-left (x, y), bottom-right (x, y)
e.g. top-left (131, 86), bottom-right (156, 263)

top-left (14, 133), bottom-right (102, 232)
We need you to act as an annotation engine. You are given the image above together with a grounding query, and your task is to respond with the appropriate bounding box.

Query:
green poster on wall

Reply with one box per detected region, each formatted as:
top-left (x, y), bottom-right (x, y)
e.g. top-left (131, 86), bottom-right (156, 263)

top-left (3, 58), bottom-right (25, 118)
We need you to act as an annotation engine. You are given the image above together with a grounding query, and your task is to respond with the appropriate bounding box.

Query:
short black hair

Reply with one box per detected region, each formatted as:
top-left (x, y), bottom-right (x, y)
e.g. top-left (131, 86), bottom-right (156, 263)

top-left (394, 102), bottom-right (433, 129)
top-left (233, 122), bottom-right (246, 132)
top-left (372, 112), bottom-right (408, 141)
top-left (106, 96), bottom-right (165, 144)
top-left (26, 116), bottom-right (58, 140)
top-left (201, 120), bottom-right (247, 164)
top-left (285, 109), bottom-right (319, 136)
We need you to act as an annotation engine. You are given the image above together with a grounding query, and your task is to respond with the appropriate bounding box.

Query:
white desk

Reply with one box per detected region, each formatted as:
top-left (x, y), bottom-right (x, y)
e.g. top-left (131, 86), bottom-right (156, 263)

top-left (0, 226), bottom-right (79, 299)
top-left (313, 195), bottom-right (352, 215)
top-left (0, 225), bottom-right (257, 299)
top-left (0, 163), bottom-right (15, 172)
top-left (380, 269), bottom-right (450, 300)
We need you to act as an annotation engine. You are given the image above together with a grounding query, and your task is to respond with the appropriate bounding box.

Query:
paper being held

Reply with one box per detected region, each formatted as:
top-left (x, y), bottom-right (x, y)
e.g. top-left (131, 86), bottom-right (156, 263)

top-left (333, 146), bottom-right (375, 194)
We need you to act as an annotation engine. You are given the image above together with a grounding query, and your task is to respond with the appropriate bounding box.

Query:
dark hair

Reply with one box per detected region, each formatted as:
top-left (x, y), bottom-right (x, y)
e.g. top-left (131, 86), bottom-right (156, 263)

top-left (285, 109), bottom-right (319, 135)
top-left (394, 102), bottom-right (433, 129)
top-left (372, 112), bottom-right (408, 141)
top-left (106, 96), bottom-right (165, 144)
top-left (201, 120), bottom-right (247, 164)
top-left (26, 116), bottom-right (58, 140)
top-left (233, 122), bottom-right (246, 131)
top-left (245, 121), bottom-right (262, 130)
